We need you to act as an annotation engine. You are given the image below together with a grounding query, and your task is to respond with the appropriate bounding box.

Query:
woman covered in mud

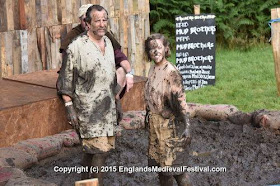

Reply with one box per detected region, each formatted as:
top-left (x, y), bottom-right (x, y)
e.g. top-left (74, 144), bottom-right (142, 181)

top-left (144, 33), bottom-right (192, 186)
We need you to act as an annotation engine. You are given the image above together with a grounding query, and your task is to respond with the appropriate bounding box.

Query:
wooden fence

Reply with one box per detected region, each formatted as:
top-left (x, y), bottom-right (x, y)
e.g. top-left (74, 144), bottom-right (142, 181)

top-left (0, 0), bottom-right (150, 78)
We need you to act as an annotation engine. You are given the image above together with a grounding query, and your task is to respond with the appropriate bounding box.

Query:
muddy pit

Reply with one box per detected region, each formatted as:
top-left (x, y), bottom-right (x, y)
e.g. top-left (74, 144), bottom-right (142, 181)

top-left (25, 118), bottom-right (280, 186)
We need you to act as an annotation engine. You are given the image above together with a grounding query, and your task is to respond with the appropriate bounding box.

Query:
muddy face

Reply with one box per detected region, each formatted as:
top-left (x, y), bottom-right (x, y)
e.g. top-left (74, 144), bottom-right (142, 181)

top-left (148, 39), bottom-right (166, 65)
top-left (87, 10), bottom-right (108, 38)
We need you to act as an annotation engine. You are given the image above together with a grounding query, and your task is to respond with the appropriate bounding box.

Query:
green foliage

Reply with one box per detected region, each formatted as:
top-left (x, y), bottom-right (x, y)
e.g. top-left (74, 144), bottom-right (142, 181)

top-left (169, 45), bottom-right (280, 112)
top-left (149, 0), bottom-right (193, 47)
top-left (149, 0), bottom-right (280, 49)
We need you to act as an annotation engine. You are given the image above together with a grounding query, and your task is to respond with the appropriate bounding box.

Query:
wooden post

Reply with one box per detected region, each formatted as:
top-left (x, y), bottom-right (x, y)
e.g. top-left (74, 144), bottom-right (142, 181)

top-left (271, 8), bottom-right (280, 96)
top-left (0, 0), bottom-right (8, 32)
top-left (18, 0), bottom-right (27, 29)
top-left (194, 5), bottom-right (200, 15)
top-left (75, 178), bottom-right (99, 186)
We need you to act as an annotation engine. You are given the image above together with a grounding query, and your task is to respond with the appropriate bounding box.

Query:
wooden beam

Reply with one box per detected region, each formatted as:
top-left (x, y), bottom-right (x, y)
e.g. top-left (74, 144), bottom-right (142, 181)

top-left (24, 0), bottom-right (37, 30)
top-left (6, 0), bottom-right (14, 30)
top-left (20, 30), bottom-right (29, 74)
top-left (27, 29), bottom-right (42, 72)
top-left (0, 0), bottom-right (8, 32)
top-left (0, 32), bottom-right (8, 77)
top-left (12, 31), bottom-right (22, 75)
top-left (6, 32), bottom-right (13, 76)
top-left (13, 0), bottom-right (21, 30)
top-left (37, 27), bottom-right (47, 70)
top-left (75, 178), bottom-right (98, 186)
top-left (18, 0), bottom-right (27, 29)
top-left (35, 0), bottom-right (42, 27)
top-left (48, 0), bottom-right (59, 26)
top-left (194, 5), bottom-right (200, 15)
top-left (271, 8), bottom-right (280, 96)
top-left (72, 0), bottom-right (81, 23)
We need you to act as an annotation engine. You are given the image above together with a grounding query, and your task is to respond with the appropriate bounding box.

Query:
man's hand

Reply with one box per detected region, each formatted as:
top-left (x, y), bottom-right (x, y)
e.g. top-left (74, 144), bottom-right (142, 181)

top-left (65, 101), bottom-right (79, 130)
top-left (119, 59), bottom-right (134, 92)
top-left (125, 76), bottom-right (134, 92)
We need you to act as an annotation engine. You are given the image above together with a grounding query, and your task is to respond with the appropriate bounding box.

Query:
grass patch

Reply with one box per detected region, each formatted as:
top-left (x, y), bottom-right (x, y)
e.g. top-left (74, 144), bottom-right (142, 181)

top-left (168, 44), bottom-right (280, 112)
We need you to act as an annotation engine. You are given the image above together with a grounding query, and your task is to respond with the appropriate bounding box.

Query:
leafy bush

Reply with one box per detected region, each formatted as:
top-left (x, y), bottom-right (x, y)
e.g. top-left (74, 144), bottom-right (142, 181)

top-left (149, 0), bottom-right (280, 49)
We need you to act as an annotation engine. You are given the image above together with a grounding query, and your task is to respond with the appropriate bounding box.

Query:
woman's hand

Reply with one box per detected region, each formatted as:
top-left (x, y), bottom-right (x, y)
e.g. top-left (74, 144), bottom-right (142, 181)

top-left (181, 115), bottom-right (192, 148)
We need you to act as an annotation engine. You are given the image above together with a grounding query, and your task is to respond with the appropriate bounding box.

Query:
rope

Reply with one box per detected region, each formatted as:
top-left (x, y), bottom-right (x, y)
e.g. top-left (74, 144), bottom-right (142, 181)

top-left (268, 18), bottom-right (280, 28)
top-left (268, 18), bottom-right (280, 42)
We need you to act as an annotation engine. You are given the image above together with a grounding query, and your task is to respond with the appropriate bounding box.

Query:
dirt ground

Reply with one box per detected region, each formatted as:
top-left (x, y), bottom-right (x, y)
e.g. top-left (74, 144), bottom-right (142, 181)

top-left (25, 117), bottom-right (280, 186)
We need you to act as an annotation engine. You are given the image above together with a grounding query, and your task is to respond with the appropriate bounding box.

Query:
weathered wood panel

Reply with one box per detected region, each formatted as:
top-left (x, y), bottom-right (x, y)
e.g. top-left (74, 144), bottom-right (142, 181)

top-left (20, 30), bottom-right (29, 74)
top-left (56, 0), bottom-right (63, 24)
top-left (5, 32), bottom-right (14, 76)
top-left (35, 0), bottom-right (42, 27)
top-left (0, 32), bottom-right (13, 77)
top-left (128, 15), bottom-right (136, 73)
top-left (0, 30), bottom-right (28, 76)
top-left (12, 31), bottom-right (22, 75)
top-left (121, 76), bottom-right (147, 111)
top-left (27, 29), bottom-right (42, 72)
top-left (0, 0), bottom-right (8, 32)
top-left (125, 13), bottom-right (150, 76)
top-left (72, 0), bottom-right (81, 23)
top-left (0, 36), bottom-right (2, 78)
top-left (19, 0), bottom-right (27, 29)
top-left (0, 0), bottom-right (150, 77)
top-left (0, 34), bottom-right (5, 78)
top-left (36, 0), bottom-right (59, 27)
top-left (6, 0), bottom-right (20, 31)
top-left (0, 0), bottom-right (151, 31)
top-left (0, 79), bottom-right (70, 148)
top-left (24, 0), bottom-right (37, 30)
top-left (49, 25), bottom-right (63, 69)
top-left (47, 0), bottom-right (59, 26)
top-left (109, 18), bottom-right (120, 41)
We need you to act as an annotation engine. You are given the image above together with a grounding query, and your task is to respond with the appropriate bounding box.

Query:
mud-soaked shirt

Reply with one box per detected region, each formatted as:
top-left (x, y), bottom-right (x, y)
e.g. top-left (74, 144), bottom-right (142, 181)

top-left (145, 62), bottom-right (188, 119)
top-left (57, 33), bottom-right (117, 138)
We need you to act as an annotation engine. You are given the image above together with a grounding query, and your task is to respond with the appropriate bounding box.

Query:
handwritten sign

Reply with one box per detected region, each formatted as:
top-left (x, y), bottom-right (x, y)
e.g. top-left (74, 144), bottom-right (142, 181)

top-left (175, 14), bottom-right (216, 90)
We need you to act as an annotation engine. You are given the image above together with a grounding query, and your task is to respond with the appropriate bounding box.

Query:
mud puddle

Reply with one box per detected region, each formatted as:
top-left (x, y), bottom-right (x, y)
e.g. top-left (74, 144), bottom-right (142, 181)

top-left (25, 118), bottom-right (280, 185)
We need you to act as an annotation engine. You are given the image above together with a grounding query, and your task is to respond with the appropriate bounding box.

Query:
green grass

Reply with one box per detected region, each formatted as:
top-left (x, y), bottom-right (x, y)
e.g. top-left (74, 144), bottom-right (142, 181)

top-left (168, 44), bottom-right (280, 112)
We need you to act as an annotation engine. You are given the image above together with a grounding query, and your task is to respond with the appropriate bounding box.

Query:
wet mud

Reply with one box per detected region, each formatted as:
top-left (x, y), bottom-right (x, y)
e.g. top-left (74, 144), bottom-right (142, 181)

top-left (25, 118), bottom-right (280, 185)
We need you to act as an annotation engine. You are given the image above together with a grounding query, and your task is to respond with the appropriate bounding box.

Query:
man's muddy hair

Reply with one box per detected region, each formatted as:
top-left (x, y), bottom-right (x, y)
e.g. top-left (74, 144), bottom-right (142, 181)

top-left (144, 33), bottom-right (171, 62)
top-left (84, 5), bottom-right (108, 23)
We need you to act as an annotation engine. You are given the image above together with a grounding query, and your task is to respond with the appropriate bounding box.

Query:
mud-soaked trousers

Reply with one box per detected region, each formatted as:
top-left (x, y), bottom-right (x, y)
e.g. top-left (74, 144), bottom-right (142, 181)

top-left (148, 113), bottom-right (189, 168)
top-left (148, 113), bottom-right (192, 185)
top-left (80, 136), bottom-right (115, 186)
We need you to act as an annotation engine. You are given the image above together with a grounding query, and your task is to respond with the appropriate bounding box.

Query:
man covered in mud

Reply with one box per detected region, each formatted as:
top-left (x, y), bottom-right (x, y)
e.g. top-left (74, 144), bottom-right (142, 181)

top-left (144, 33), bottom-right (192, 186)
top-left (57, 5), bottom-right (117, 185)
top-left (59, 4), bottom-right (134, 121)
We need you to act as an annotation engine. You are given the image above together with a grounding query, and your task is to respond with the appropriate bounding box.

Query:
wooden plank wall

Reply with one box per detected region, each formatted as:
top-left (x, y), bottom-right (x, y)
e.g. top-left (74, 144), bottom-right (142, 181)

top-left (0, 0), bottom-right (150, 78)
